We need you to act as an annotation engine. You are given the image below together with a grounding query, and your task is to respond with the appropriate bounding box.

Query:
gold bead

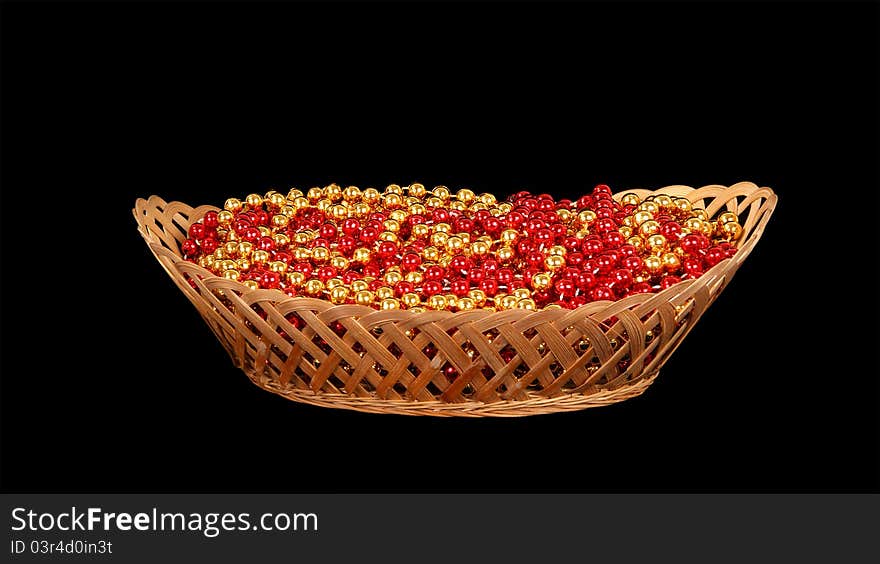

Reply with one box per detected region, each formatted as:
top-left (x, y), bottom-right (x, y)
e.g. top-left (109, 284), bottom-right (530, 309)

top-left (674, 198), bottom-right (693, 214)
top-left (199, 255), bottom-right (214, 269)
top-left (653, 194), bottom-right (673, 209)
top-left (618, 225), bottom-right (633, 239)
top-left (577, 210), bottom-right (597, 225)
top-left (639, 220), bottom-right (660, 237)
top-left (272, 214), bottom-right (290, 228)
top-left (267, 192), bottom-right (286, 208)
top-left (424, 196), bottom-right (443, 209)
top-left (273, 233), bottom-right (290, 247)
top-left (513, 287), bottom-right (531, 300)
top-left (376, 286), bottom-right (394, 300)
top-left (479, 193), bottom-right (497, 206)
top-left (324, 183), bottom-right (342, 201)
top-left (224, 198), bottom-right (242, 213)
top-left (532, 273), bottom-right (552, 291)
top-left (516, 298), bottom-right (536, 310)
top-left (243, 280), bottom-right (259, 291)
top-left (293, 196), bottom-right (310, 211)
top-left (307, 187), bottom-right (323, 202)
top-left (456, 188), bottom-right (476, 203)
top-left (685, 217), bottom-right (703, 232)
top-left (445, 236), bottom-right (464, 254)
top-left (500, 229), bottom-right (519, 243)
top-left (638, 201), bottom-right (660, 215)
top-left (353, 247), bottom-right (372, 264)
top-left (646, 234), bottom-right (668, 253)
top-left (217, 210), bottom-right (234, 225)
top-left (411, 224), bottom-right (430, 238)
top-left (292, 246), bottom-right (312, 261)
top-left (221, 259), bottom-right (237, 271)
top-left (627, 236), bottom-right (645, 252)
top-left (269, 261), bottom-right (288, 274)
top-left (458, 232), bottom-right (471, 245)
top-left (496, 246), bottom-right (514, 262)
top-left (287, 188), bottom-right (304, 200)
top-left (330, 256), bottom-right (349, 271)
top-left (304, 279), bottom-right (324, 296)
top-left (692, 208), bottom-right (708, 221)
top-left (385, 183), bottom-right (403, 195)
top-left (620, 193), bottom-right (641, 206)
top-left (544, 255), bottom-right (565, 271)
top-left (380, 298), bottom-right (400, 310)
top-left (383, 219), bottom-right (400, 234)
top-left (252, 250), bottom-right (270, 264)
top-left (499, 295), bottom-right (519, 310)
top-left (225, 240), bottom-right (240, 255)
top-left (237, 258), bottom-right (251, 272)
top-left (223, 269), bottom-right (240, 281)
top-left (245, 193), bottom-right (263, 209)
top-left (378, 231), bottom-right (398, 242)
top-left (384, 271), bottom-right (403, 286)
top-left (427, 294), bottom-right (447, 310)
top-left (556, 208), bottom-right (572, 223)
top-left (433, 186), bottom-right (450, 201)
top-left (258, 226), bottom-right (271, 237)
top-left (402, 292), bottom-right (421, 308)
top-left (329, 286), bottom-right (349, 304)
top-left (662, 252), bottom-right (681, 271)
top-left (311, 247), bottom-right (330, 263)
top-left (405, 271), bottom-right (424, 285)
top-left (633, 210), bottom-right (654, 226)
top-left (718, 211), bottom-right (739, 224)
top-left (287, 271), bottom-right (305, 286)
top-left (326, 205), bottom-right (345, 221)
top-left (548, 245), bottom-right (566, 257)
top-left (471, 241), bottom-right (490, 256)
top-left (409, 203), bottom-right (427, 217)
top-left (408, 182), bottom-right (426, 199)
top-left (430, 232), bottom-right (449, 247)
top-left (341, 185), bottom-right (361, 202)
top-left (383, 193), bottom-right (403, 209)
top-left (644, 255), bottom-right (663, 274)
top-left (362, 188), bottom-right (380, 205)
top-left (351, 279), bottom-right (369, 293)
top-left (354, 290), bottom-right (374, 306)
top-left (457, 297), bottom-right (475, 311)
top-left (433, 222), bottom-right (451, 234)
top-left (701, 220), bottom-right (715, 237)
top-left (468, 289), bottom-right (486, 306)
top-left (722, 221), bottom-right (743, 240)
top-left (444, 295), bottom-right (459, 310)
top-left (316, 199), bottom-right (332, 212)
top-left (324, 278), bottom-right (343, 290)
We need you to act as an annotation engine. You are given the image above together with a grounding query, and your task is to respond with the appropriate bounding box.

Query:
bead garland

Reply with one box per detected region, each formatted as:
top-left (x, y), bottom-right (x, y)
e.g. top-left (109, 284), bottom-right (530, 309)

top-left (181, 183), bottom-right (742, 311)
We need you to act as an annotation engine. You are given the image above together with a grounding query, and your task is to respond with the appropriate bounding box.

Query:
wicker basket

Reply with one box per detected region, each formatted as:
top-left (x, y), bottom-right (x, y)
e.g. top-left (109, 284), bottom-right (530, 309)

top-left (134, 182), bottom-right (776, 417)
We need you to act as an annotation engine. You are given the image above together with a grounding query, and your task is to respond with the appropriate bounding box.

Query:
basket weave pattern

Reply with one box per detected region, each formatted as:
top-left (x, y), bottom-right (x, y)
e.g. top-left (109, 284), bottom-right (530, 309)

top-left (134, 182), bottom-right (776, 416)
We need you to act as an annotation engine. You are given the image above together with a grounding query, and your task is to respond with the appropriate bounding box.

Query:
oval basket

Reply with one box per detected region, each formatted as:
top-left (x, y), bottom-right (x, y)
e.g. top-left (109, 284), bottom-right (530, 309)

top-left (134, 182), bottom-right (776, 417)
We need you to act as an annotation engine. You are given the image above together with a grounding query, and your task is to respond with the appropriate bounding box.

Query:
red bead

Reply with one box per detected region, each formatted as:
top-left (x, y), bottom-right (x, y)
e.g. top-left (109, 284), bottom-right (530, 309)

top-left (362, 264), bottom-right (381, 278)
top-left (479, 278), bottom-right (499, 296)
top-left (292, 262), bottom-right (313, 278)
top-left (611, 268), bottom-right (633, 289)
top-left (188, 223), bottom-right (207, 240)
top-left (660, 221), bottom-right (682, 239)
top-left (468, 268), bottom-right (485, 284)
top-left (595, 218), bottom-right (617, 234)
top-left (454, 218), bottom-right (475, 234)
top-left (401, 252), bottom-right (422, 272)
top-left (575, 271), bottom-right (596, 290)
top-left (590, 286), bottom-right (614, 301)
top-left (359, 226), bottom-right (379, 244)
top-left (260, 271), bottom-right (280, 288)
top-left (319, 222), bottom-right (338, 240)
top-left (341, 218), bottom-right (360, 236)
top-left (554, 278), bottom-right (576, 297)
top-left (630, 282), bottom-right (654, 295)
top-left (395, 281), bottom-right (415, 297)
top-left (424, 265), bottom-right (445, 281)
top-left (377, 241), bottom-right (398, 259)
top-left (679, 234), bottom-right (704, 256)
top-left (682, 257), bottom-right (704, 278)
top-left (253, 209), bottom-right (270, 226)
top-left (258, 236), bottom-right (276, 252)
top-left (202, 211), bottom-right (219, 229)
top-left (659, 275), bottom-right (682, 289)
top-left (432, 208), bottom-right (449, 223)
top-left (621, 255), bottom-right (643, 271)
top-left (449, 255), bottom-right (471, 273)
top-left (242, 227), bottom-right (261, 243)
top-left (451, 279), bottom-right (470, 297)
top-left (496, 268), bottom-right (514, 286)
top-left (423, 280), bottom-right (443, 296)
top-left (483, 216), bottom-right (502, 236)
top-left (481, 258), bottom-right (499, 276)
top-left (704, 246), bottom-right (726, 266)
top-left (200, 238), bottom-right (218, 254)
top-left (595, 252), bottom-right (616, 275)
top-left (582, 237), bottom-right (604, 256)
top-left (506, 211), bottom-right (525, 229)
top-left (603, 231), bottom-right (624, 249)
top-left (316, 266), bottom-right (338, 281)
top-left (182, 238), bottom-right (200, 257)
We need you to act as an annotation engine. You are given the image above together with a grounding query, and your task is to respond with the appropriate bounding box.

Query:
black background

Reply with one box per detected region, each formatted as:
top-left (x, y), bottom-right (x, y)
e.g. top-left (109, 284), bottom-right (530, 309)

top-left (1, 2), bottom-right (877, 493)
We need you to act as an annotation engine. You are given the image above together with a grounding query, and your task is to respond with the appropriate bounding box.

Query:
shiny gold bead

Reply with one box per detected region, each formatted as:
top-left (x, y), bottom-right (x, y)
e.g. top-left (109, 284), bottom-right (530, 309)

top-left (411, 224), bottom-right (430, 239)
top-left (444, 295), bottom-right (459, 310)
top-left (384, 183), bottom-right (403, 195)
top-left (646, 234), bottom-right (668, 253)
top-left (468, 289), bottom-right (486, 306)
top-left (293, 196), bottom-right (310, 210)
top-left (329, 286), bottom-right (349, 304)
top-left (498, 202), bottom-right (513, 214)
top-left (287, 271), bottom-right (304, 287)
top-left (479, 193), bottom-right (497, 206)
top-left (499, 295), bottom-right (520, 310)
top-left (433, 186), bottom-right (450, 201)
top-left (258, 226), bottom-right (271, 237)
top-left (639, 220), bottom-right (661, 237)
top-left (653, 194), bottom-right (673, 209)
top-left (242, 280), bottom-right (259, 291)
top-left (430, 232), bottom-right (449, 247)
top-left (292, 247), bottom-right (312, 261)
top-left (471, 241), bottom-right (490, 256)
top-left (223, 269), bottom-right (240, 281)
top-left (409, 204), bottom-right (427, 218)
top-left (384, 271), bottom-right (403, 286)
top-left (306, 187), bottom-right (323, 202)
top-left (556, 208), bottom-right (572, 223)
top-left (322, 183), bottom-right (341, 202)
top-left (379, 298), bottom-right (399, 310)
top-left (287, 188), bottom-right (304, 200)
top-left (627, 235), bottom-right (645, 252)
top-left (225, 241), bottom-right (240, 255)
top-left (516, 298), bottom-right (536, 310)
top-left (722, 221), bottom-right (743, 240)
top-left (269, 261), bottom-right (288, 274)
top-left (316, 199), bottom-right (332, 212)
top-left (224, 198), bottom-right (242, 213)
top-left (378, 231), bottom-right (398, 243)
top-left (618, 225), bottom-right (633, 239)
top-left (267, 192), bottom-right (287, 208)
top-left (419, 247), bottom-right (438, 263)
top-left (341, 185), bottom-right (361, 202)
top-left (545, 255), bottom-right (565, 271)
top-left (620, 193), bottom-right (641, 206)
top-left (458, 232), bottom-right (471, 245)
top-left (692, 208), bottom-right (708, 221)
top-left (513, 288), bottom-right (531, 300)
top-left (701, 220), bottom-right (715, 237)
top-left (304, 279), bottom-right (324, 296)
top-left (271, 214), bottom-right (289, 228)
top-left (243, 193), bottom-right (262, 209)
top-left (408, 182), bottom-right (426, 198)
top-left (252, 250), bottom-right (270, 264)
top-left (445, 236), bottom-right (464, 254)
top-left (387, 210), bottom-right (407, 224)
top-left (199, 255), bottom-right (213, 269)
top-left (383, 192), bottom-right (403, 209)
top-left (237, 258), bottom-right (251, 272)
top-left (434, 222), bottom-right (451, 233)
top-left (684, 217), bottom-right (703, 232)
top-left (424, 196), bottom-right (442, 209)
top-left (674, 198), bottom-right (693, 214)
top-left (456, 188), bottom-right (476, 203)
top-left (500, 229), bottom-right (519, 243)
top-left (457, 297), bottom-right (475, 311)
top-left (577, 210), bottom-right (597, 225)
top-left (383, 219), bottom-right (400, 234)
top-left (212, 247), bottom-right (227, 260)
top-left (662, 252), bottom-right (681, 271)
top-left (718, 211), bottom-right (739, 224)
top-left (355, 290), bottom-right (376, 306)
top-left (374, 286), bottom-right (393, 300)
top-left (329, 256), bottom-right (348, 271)
top-left (633, 210), bottom-right (654, 226)
top-left (638, 201), bottom-right (660, 215)
top-left (496, 246), bottom-right (514, 262)
top-left (427, 294), bottom-right (447, 310)
top-left (311, 247), bottom-right (329, 263)
top-left (362, 188), bottom-right (381, 204)
top-left (353, 247), bottom-right (372, 264)
top-left (325, 204), bottom-right (344, 221)
top-left (405, 271), bottom-right (424, 285)
top-left (531, 273), bottom-right (552, 291)
top-left (548, 245), bottom-right (566, 257)
top-left (644, 255), bottom-right (663, 274)
top-left (325, 277), bottom-right (344, 290)
top-left (402, 292), bottom-right (421, 308)
top-left (217, 210), bottom-right (234, 225)
top-left (273, 233), bottom-right (290, 247)
top-left (221, 259), bottom-right (237, 271)
top-left (350, 279), bottom-right (369, 293)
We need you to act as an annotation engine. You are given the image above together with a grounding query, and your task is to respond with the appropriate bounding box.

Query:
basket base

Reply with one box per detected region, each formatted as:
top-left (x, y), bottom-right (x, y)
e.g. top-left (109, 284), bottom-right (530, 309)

top-left (241, 369), bottom-right (661, 417)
